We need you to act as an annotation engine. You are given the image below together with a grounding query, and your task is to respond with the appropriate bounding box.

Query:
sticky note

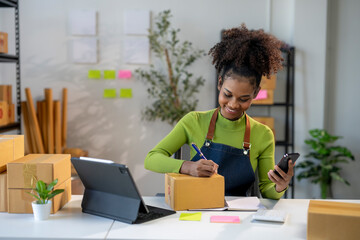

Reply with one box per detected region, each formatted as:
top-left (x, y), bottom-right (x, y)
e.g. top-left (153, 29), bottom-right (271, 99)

top-left (118, 70), bottom-right (132, 79)
top-left (120, 88), bottom-right (132, 98)
top-left (179, 212), bottom-right (202, 221)
top-left (103, 89), bottom-right (117, 98)
top-left (210, 215), bottom-right (240, 223)
top-left (104, 70), bottom-right (116, 79)
top-left (88, 70), bottom-right (101, 79)
top-left (255, 89), bottom-right (268, 100)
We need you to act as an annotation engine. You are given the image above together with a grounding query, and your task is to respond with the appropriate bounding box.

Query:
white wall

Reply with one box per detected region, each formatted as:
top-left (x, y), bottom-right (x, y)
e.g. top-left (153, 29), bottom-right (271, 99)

top-left (325, 0), bottom-right (360, 199)
top-left (3, 0), bottom-right (358, 198)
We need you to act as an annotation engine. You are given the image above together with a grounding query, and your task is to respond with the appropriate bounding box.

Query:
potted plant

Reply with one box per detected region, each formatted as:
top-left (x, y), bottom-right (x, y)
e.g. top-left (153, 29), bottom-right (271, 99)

top-left (296, 129), bottom-right (355, 199)
top-left (27, 178), bottom-right (64, 220)
top-left (135, 9), bottom-right (206, 126)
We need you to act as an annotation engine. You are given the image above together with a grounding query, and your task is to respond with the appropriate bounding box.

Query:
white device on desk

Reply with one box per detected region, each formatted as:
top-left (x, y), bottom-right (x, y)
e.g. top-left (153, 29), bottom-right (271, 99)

top-left (252, 209), bottom-right (287, 223)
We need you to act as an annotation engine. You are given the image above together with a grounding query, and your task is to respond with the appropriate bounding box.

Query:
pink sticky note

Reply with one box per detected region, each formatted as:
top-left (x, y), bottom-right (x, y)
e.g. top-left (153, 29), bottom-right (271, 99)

top-left (210, 215), bottom-right (240, 223)
top-left (118, 70), bottom-right (132, 79)
top-left (254, 89), bottom-right (268, 100)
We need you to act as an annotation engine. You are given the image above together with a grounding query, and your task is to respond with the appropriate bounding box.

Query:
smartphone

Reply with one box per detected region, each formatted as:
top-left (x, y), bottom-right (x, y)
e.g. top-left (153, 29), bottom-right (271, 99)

top-left (274, 153), bottom-right (300, 178)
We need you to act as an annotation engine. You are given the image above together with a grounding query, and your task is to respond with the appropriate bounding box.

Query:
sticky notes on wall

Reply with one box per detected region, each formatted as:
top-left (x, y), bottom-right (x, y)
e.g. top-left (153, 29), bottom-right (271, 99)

top-left (88, 70), bottom-right (101, 79)
top-left (254, 89), bottom-right (268, 100)
top-left (119, 88), bottom-right (132, 98)
top-left (104, 70), bottom-right (116, 79)
top-left (103, 89), bottom-right (117, 98)
top-left (179, 212), bottom-right (202, 221)
top-left (118, 70), bottom-right (132, 79)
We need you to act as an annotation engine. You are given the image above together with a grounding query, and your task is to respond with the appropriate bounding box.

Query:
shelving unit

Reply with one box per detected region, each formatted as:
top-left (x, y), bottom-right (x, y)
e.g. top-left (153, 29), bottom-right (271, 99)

top-left (249, 46), bottom-right (296, 198)
top-left (0, 0), bottom-right (21, 134)
top-left (214, 46), bottom-right (296, 198)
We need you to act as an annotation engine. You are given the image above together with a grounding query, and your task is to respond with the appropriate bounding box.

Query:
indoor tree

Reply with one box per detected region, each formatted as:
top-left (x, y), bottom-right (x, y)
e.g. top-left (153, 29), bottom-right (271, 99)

top-left (135, 10), bottom-right (206, 126)
top-left (296, 129), bottom-right (355, 199)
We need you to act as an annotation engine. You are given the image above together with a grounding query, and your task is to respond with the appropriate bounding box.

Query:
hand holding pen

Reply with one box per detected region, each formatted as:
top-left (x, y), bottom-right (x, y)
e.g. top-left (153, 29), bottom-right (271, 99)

top-left (190, 142), bottom-right (218, 175)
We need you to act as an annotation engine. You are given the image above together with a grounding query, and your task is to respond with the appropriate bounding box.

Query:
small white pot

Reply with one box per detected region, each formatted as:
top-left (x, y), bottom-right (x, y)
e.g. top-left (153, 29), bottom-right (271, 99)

top-left (31, 200), bottom-right (52, 220)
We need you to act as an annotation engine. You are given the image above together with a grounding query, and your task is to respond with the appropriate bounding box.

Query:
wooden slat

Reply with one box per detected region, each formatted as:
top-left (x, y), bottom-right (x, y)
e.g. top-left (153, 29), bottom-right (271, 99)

top-left (54, 100), bottom-right (61, 154)
top-left (61, 88), bottom-right (67, 150)
top-left (21, 101), bottom-right (33, 154)
top-left (25, 88), bottom-right (45, 153)
top-left (45, 89), bottom-right (54, 154)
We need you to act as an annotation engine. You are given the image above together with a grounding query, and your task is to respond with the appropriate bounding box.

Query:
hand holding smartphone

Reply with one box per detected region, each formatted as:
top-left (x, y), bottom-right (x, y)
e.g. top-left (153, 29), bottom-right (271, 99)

top-left (274, 153), bottom-right (300, 178)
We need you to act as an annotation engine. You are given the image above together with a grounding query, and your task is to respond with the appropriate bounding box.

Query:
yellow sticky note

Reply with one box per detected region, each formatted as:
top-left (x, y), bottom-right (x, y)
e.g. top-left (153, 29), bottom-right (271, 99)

top-left (88, 70), bottom-right (101, 79)
top-left (179, 212), bottom-right (202, 221)
top-left (103, 89), bottom-right (117, 98)
top-left (104, 70), bottom-right (116, 79)
top-left (120, 88), bottom-right (132, 98)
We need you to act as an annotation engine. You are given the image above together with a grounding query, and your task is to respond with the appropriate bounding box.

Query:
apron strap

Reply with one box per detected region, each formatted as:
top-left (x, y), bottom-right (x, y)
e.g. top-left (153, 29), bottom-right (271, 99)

top-left (206, 108), bottom-right (251, 152)
top-left (206, 108), bottom-right (219, 140)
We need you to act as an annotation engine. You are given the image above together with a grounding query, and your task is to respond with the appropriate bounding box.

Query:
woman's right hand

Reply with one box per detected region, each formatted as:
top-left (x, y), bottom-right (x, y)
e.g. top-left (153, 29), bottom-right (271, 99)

top-left (180, 159), bottom-right (218, 177)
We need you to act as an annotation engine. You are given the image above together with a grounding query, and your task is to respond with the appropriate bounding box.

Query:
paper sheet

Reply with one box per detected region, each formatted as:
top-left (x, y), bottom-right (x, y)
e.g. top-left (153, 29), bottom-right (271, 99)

top-left (255, 89), bottom-right (268, 100)
top-left (118, 70), bottom-right (132, 79)
top-left (71, 38), bottom-right (98, 64)
top-left (68, 10), bottom-right (97, 35)
top-left (123, 36), bottom-right (149, 64)
top-left (124, 10), bottom-right (150, 35)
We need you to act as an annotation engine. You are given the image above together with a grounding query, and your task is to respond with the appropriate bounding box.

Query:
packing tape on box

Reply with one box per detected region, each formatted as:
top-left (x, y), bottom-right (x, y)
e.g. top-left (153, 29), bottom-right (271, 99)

top-left (23, 164), bottom-right (37, 188)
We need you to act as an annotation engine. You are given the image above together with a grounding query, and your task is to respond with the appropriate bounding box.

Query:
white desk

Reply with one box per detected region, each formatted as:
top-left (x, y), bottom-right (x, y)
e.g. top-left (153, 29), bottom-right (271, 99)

top-left (1, 196), bottom-right (359, 240)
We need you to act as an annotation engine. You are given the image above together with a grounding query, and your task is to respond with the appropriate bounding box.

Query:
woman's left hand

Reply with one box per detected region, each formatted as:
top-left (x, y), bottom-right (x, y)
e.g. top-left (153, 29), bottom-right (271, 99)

top-left (267, 160), bottom-right (295, 192)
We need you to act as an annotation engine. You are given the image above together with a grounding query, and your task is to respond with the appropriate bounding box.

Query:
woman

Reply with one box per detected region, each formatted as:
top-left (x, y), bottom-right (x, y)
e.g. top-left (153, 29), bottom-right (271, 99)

top-left (144, 24), bottom-right (294, 199)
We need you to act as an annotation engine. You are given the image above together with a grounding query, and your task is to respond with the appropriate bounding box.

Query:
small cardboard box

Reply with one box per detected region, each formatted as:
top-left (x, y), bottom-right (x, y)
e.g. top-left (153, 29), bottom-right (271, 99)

top-left (8, 103), bottom-right (15, 123)
top-left (260, 74), bottom-right (277, 89)
top-left (0, 171), bottom-right (7, 212)
top-left (8, 177), bottom-right (71, 214)
top-left (307, 200), bottom-right (360, 240)
top-left (0, 135), bottom-right (24, 173)
top-left (7, 154), bottom-right (71, 213)
top-left (252, 89), bottom-right (274, 105)
top-left (165, 173), bottom-right (225, 211)
top-left (0, 101), bottom-right (9, 126)
top-left (0, 32), bottom-right (8, 53)
top-left (7, 154), bottom-right (71, 189)
top-left (252, 117), bottom-right (274, 129)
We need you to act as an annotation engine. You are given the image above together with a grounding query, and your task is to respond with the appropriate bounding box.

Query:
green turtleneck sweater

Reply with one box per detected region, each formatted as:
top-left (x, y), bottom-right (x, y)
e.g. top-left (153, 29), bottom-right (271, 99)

top-left (144, 109), bottom-right (285, 199)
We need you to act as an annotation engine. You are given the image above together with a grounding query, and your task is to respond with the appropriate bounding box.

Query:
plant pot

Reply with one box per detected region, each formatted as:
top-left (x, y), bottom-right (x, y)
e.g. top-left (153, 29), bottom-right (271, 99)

top-left (31, 200), bottom-right (52, 220)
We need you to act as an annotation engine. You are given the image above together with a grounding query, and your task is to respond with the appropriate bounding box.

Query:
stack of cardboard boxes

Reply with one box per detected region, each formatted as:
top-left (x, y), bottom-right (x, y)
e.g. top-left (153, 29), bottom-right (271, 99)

top-left (0, 135), bottom-right (71, 213)
top-left (252, 75), bottom-right (277, 137)
top-left (0, 85), bottom-right (15, 126)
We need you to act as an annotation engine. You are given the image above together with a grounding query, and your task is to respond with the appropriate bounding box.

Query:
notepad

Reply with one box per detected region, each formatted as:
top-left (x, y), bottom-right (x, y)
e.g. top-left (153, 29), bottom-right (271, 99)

top-left (210, 215), bottom-right (240, 223)
top-left (189, 197), bottom-right (264, 211)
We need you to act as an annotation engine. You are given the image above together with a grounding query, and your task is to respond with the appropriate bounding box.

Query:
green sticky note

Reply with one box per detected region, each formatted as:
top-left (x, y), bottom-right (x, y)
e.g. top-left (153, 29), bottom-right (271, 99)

top-left (104, 70), bottom-right (116, 79)
top-left (179, 212), bottom-right (202, 221)
top-left (103, 89), bottom-right (117, 98)
top-left (88, 70), bottom-right (101, 79)
top-left (120, 88), bottom-right (132, 98)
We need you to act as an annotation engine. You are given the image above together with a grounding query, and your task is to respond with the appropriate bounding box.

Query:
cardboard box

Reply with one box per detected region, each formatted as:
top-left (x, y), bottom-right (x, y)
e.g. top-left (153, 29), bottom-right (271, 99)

top-left (165, 173), bottom-right (224, 211)
top-left (252, 89), bottom-right (274, 105)
top-left (0, 32), bottom-right (8, 54)
top-left (8, 177), bottom-right (71, 214)
top-left (253, 117), bottom-right (274, 129)
top-left (7, 154), bottom-right (71, 213)
top-left (0, 135), bottom-right (24, 173)
top-left (7, 154), bottom-right (71, 189)
top-left (0, 101), bottom-right (9, 126)
top-left (9, 103), bottom-right (15, 123)
top-left (260, 74), bottom-right (277, 89)
top-left (307, 200), bottom-right (360, 240)
top-left (0, 171), bottom-right (7, 212)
